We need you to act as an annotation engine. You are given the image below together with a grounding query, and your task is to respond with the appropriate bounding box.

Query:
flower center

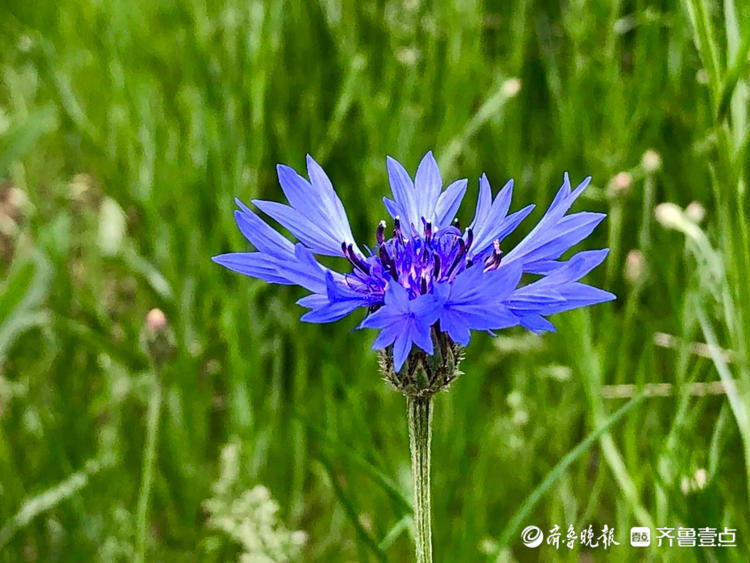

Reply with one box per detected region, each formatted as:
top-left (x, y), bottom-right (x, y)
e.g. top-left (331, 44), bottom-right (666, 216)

top-left (342, 216), bottom-right (506, 301)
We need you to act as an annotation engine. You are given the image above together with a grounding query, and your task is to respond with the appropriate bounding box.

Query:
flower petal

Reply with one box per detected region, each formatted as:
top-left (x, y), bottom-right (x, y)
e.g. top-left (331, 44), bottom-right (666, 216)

top-left (393, 329), bottom-right (412, 372)
top-left (503, 174), bottom-right (599, 268)
top-left (249, 157), bottom-right (360, 257)
top-left (414, 150), bottom-right (442, 222)
top-left (434, 179), bottom-right (468, 227)
top-left (468, 174), bottom-right (534, 258)
top-left (233, 199), bottom-right (295, 258)
top-left (387, 156), bottom-right (418, 232)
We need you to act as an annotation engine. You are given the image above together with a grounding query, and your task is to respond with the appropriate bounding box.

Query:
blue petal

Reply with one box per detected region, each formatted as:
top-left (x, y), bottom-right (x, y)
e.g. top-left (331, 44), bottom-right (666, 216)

top-left (387, 156), bottom-right (419, 232)
top-left (410, 320), bottom-right (434, 356)
top-left (493, 204), bottom-right (535, 242)
top-left (253, 199), bottom-right (338, 256)
top-left (249, 156), bottom-right (359, 257)
top-left (298, 271), bottom-right (372, 323)
top-left (276, 164), bottom-right (328, 224)
top-left (385, 279), bottom-right (410, 309)
top-left (505, 290), bottom-right (565, 313)
top-left (306, 155), bottom-right (359, 247)
top-left (233, 199), bottom-right (295, 258)
top-left (519, 314), bottom-right (556, 334)
top-left (414, 151), bottom-right (442, 222)
top-left (503, 174), bottom-right (600, 269)
top-left (297, 293), bottom-right (329, 308)
top-left (212, 243), bottom-right (331, 294)
top-left (553, 283), bottom-right (616, 312)
top-left (470, 173), bottom-right (493, 230)
top-left (468, 174), bottom-right (534, 257)
top-left (518, 212), bottom-right (606, 264)
top-left (434, 179), bottom-right (468, 227)
top-left (393, 330), bottom-right (412, 372)
top-left (439, 313), bottom-right (471, 346)
top-left (504, 248), bottom-right (612, 317)
top-left (382, 197), bottom-right (405, 221)
top-left (372, 324), bottom-right (401, 349)
top-left (212, 253), bottom-right (293, 285)
top-left (540, 249), bottom-right (610, 284)
top-left (434, 262), bottom-right (523, 341)
top-left (358, 283), bottom-right (439, 371)
top-left (300, 300), bottom-right (364, 323)
top-left (446, 261), bottom-right (523, 305)
top-left (521, 260), bottom-right (566, 275)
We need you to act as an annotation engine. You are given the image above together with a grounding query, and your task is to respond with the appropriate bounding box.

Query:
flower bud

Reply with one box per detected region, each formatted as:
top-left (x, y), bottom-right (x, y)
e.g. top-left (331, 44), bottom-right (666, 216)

top-left (694, 468), bottom-right (708, 489)
top-left (684, 201), bottom-right (706, 223)
top-left (143, 308), bottom-right (174, 367)
top-left (623, 249), bottom-right (646, 284)
top-left (502, 77), bottom-right (522, 98)
top-left (607, 171), bottom-right (632, 198)
top-left (378, 331), bottom-right (463, 397)
top-left (145, 308), bottom-right (167, 333)
top-left (641, 150), bottom-right (661, 173)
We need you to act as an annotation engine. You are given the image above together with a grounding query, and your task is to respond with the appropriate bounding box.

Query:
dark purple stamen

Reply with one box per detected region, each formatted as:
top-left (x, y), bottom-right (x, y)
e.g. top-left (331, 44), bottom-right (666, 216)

top-left (484, 239), bottom-right (503, 270)
top-left (394, 216), bottom-right (404, 243)
top-left (452, 217), bottom-right (460, 230)
top-left (445, 238), bottom-right (467, 277)
top-left (376, 220), bottom-right (386, 245)
top-left (424, 220), bottom-right (433, 242)
top-left (493, 239), bottom-right (502, 257)
top-left (342, 242), bottom-right (371, 274)
top-left (465, 227), bottom-right (474, 250)
top-left (378, 244), bottom-right (398, 279)
top-left (433, 253), bottom-right (441, 278)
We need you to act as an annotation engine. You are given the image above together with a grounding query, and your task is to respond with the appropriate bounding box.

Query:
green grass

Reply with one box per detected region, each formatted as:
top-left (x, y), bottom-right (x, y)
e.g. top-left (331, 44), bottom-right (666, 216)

top-left (1, 0), bottom-right (749, 560)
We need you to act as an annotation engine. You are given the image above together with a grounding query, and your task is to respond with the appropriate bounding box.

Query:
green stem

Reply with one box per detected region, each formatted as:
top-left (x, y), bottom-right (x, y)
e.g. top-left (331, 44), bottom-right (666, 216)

top-left (135, 372), bottom-right (162, 563)
top-left (407, 395), bottom-right (433, 563)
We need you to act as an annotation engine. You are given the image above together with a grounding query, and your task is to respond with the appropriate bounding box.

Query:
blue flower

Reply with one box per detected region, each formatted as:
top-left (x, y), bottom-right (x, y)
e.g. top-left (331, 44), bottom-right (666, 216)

top-left (213, 151), bottom-right (615, 372)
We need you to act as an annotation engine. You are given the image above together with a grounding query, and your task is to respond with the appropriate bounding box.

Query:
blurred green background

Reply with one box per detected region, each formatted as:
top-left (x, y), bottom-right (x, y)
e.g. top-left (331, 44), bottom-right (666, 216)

top-left (2, 0), bottom-right (750, 561)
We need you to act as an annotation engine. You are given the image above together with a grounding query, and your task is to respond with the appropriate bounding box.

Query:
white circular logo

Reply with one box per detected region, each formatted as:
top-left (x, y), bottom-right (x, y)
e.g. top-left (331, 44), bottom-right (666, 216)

top-left (521, 525), bottom-right (544, 548)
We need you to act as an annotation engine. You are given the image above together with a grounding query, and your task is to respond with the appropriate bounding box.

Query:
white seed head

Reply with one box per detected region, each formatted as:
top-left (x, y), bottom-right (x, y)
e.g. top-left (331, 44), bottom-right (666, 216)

top-left (6, 187), bottom-right (28, 209)
top-left (684, 201), bottom-right (706, 223)
top-left (641, 149), bottom-right (662, 173)
top-left (502, 77), bottom-right (522, 97)
top-left (506, 390), bottom-right (523, 409)
top-left (654, 202), bottom-right (683, 228)
top-left (694, 468), bottom-right (708, 489)
top-left (680, 476), bottom-right (691, 494)
top-left (396, 47), bottom-right (419, 66)
top-left (655, 202), bottom-right (702, 241)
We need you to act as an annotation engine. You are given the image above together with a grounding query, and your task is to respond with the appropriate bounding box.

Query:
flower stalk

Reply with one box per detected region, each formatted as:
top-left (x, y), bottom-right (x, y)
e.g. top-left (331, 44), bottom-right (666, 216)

top-left (407, 395), bottom-right (433, 563)
top-left (136, 309), bottom-right (174, 563)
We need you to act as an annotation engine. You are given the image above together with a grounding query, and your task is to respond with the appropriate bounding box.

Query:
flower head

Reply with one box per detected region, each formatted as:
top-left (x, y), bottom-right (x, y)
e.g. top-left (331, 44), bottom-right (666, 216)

top-left (214, 151), bottom-right (614, 388)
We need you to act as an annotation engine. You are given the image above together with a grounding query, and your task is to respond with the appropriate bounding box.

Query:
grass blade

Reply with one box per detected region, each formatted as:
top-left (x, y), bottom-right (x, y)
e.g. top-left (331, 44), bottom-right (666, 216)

top-left (493, 392), bottom-right (646, 553)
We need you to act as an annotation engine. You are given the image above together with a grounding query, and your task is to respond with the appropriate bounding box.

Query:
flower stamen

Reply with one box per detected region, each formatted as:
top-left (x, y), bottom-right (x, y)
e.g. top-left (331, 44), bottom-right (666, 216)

top-left (342, 242), bottom-right (371, 274)
top-left (376, 220), bottom-right (386, 245)
top-left (394, 216), bottom-right (405, 244)
top-left (484, 239), bottom-right (503, 271)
